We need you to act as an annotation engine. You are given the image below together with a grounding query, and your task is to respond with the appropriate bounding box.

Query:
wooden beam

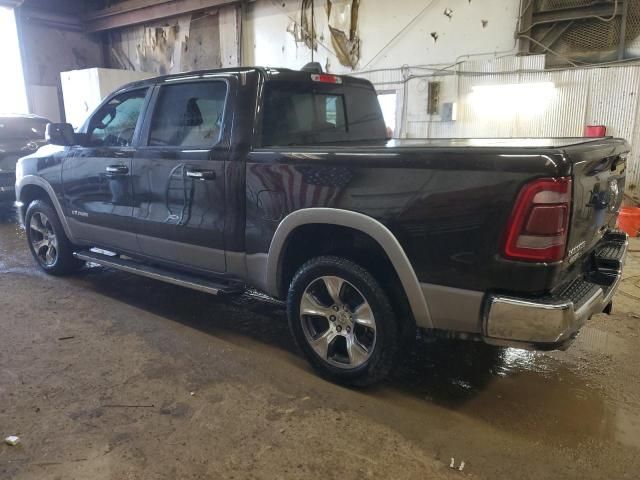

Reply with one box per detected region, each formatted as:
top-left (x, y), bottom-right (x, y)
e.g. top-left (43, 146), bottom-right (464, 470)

top-left (84, 0), bottom-right (239, 32)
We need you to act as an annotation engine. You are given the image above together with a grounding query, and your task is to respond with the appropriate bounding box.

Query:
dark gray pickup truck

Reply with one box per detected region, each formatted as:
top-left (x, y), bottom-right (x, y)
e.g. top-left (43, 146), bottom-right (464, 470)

top-left (15, 65), bottom-right (629, 385)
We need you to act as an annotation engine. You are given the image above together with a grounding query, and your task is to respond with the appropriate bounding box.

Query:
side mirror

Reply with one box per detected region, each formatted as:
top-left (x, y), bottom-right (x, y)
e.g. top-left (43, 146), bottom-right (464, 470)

top-left (45, 123), bottom-right (77, 146)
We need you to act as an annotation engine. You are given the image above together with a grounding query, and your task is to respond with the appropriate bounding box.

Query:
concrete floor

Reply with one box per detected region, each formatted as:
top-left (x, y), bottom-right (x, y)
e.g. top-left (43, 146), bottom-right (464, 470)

top-left (1, 214), bottom-right (639, 480)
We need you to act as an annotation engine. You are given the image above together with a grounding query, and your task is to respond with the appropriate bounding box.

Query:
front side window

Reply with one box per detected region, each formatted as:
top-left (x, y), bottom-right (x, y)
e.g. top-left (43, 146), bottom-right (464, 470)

top-left (147, 81), bottom-right (227, 148)
top-left (87, 89), bottom-right (147, 147)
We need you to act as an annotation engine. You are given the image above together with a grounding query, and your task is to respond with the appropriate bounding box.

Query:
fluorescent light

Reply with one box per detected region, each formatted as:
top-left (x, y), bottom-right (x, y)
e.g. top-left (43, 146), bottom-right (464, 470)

top-left (469, 82), bottom-right (555, 117)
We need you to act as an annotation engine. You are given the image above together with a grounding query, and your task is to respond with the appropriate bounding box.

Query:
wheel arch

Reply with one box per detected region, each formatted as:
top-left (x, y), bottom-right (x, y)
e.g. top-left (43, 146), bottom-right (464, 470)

top-left (266, 208), bottom-right (432, 328)
top-left (17, 176), bottom-right (76, 243)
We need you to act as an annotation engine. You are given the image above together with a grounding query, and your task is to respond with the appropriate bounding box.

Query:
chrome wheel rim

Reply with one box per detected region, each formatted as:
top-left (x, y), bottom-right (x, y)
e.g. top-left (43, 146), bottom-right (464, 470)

top-left (29, 212), bottom-right (58, 267)
top-left (300, 276), bottom-right (376, 370)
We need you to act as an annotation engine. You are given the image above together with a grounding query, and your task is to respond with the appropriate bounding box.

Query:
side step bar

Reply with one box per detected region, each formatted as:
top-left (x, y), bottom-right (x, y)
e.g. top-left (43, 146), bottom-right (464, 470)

top-left (73, 250), bottom-right (244, 296)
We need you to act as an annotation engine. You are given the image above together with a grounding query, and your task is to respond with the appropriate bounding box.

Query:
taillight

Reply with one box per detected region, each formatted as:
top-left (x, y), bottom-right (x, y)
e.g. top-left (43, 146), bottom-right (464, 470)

top-left (502, 177), bottom-right (572, 262)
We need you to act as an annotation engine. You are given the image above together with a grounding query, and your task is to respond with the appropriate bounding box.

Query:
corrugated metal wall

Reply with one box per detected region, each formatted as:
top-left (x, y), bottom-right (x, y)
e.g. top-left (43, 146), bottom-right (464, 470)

top-left (354, 55), bottom-right (640, 201)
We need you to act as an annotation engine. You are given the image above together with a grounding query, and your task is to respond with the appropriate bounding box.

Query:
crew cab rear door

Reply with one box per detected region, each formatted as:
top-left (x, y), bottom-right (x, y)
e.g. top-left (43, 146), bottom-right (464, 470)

top-left (131, 77), bottom-right (231, 273)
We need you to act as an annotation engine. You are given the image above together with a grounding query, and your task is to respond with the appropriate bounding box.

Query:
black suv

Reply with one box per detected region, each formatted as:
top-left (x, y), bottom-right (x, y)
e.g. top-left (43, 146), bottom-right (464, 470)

top-left (0, 114), bottom-right (49, 207)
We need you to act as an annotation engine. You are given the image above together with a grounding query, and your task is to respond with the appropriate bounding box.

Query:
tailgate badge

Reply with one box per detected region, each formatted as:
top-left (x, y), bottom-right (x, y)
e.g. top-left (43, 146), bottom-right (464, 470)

top-left (568, 240), bottom-right (586, 260)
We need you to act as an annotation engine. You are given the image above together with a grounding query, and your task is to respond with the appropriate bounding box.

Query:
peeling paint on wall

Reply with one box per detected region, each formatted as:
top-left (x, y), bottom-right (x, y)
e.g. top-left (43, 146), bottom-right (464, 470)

top-left (136, 25), bottom-right (179, 75)
top-left (300, 0), bottom-right (317, 51)
top-left (327, 0), bottom-right (360, 68)
top-left (107, 8), bottom-right (231, 75)
top-left (284, 0), bottom-right (360, 68)
top-left (107, 16), bottom-right (189, 75)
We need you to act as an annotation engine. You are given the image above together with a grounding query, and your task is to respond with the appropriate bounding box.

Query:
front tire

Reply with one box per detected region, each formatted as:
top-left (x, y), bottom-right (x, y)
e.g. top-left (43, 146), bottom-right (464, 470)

top-left (25, 200), bottom-right (84, 275)
top-left (287, 256), bottom-right (399, 386)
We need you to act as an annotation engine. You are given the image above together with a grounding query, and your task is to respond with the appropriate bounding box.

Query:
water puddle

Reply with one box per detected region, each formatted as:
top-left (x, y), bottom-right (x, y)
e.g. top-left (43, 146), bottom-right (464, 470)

top-left (388, 339), bottom-right (640, 450)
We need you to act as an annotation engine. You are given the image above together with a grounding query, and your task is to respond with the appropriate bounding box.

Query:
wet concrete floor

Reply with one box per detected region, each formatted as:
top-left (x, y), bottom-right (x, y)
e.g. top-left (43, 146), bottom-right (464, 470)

top-left (1, 210), bottom-right (640, 479)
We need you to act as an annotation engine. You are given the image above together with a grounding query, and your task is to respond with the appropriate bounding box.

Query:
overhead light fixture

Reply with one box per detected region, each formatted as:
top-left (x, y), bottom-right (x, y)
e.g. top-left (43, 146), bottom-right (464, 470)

top-left (469, 82), bottom-right (555, 117)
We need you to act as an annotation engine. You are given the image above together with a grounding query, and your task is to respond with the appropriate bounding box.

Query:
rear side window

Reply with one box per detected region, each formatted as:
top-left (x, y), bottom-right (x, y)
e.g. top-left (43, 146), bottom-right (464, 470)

top-left (87, 89), bottom-right (147, 147)
top-left (262, 81), bottom-right (386, 147)
top-left (148, 81), bottom-right (227, 148)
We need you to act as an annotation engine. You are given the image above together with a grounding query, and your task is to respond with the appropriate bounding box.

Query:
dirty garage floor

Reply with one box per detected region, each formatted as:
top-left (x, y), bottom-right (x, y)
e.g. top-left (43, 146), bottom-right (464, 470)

top-left (1, 215), bottom-right (640, 480)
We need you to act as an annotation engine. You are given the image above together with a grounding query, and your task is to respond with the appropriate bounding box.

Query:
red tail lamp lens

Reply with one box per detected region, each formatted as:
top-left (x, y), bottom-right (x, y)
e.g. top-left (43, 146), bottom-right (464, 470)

top-left (503, 177), bottom-right (572, 262)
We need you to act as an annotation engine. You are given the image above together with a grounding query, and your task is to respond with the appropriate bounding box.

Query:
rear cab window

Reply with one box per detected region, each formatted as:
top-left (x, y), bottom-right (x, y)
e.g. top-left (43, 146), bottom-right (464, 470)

top-left (261, 76), bottom-right (387, 147)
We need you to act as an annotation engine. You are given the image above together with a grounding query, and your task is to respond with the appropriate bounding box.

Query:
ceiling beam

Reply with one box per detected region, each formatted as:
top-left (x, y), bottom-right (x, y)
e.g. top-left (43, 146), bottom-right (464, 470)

top-left (84, 0), bottom-right (239, 32)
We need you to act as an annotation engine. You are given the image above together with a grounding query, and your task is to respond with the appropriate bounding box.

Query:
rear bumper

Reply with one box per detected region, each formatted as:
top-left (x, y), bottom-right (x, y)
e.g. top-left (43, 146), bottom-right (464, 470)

top-left (483, 231), bottom-right (628, 350)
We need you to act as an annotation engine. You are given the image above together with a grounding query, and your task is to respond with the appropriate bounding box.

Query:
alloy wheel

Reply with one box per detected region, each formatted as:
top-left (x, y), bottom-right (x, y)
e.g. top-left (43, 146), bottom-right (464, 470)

top-left (300, 275), bottom-right (377, 369)
top-left (29, 212), bottom-right (58, 267)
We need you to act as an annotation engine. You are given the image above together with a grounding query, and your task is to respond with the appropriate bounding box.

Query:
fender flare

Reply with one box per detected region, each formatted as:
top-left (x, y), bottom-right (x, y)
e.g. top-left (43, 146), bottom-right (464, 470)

top-left (16, 175), bottom-right (77, 243)
top-left (266, 208), bottom-right (432, 328)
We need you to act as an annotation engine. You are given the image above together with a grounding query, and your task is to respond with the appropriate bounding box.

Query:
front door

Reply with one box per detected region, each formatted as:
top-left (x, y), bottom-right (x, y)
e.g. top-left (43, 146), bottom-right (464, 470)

top-left (131, 79), bottom-right (229, 273)
top-left (61, 88), bottom-right (149, 252)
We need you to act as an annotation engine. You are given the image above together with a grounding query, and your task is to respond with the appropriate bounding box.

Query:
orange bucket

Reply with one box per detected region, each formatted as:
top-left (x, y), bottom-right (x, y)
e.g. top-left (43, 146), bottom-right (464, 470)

top-left (618, 206), bottom-right (640, 237)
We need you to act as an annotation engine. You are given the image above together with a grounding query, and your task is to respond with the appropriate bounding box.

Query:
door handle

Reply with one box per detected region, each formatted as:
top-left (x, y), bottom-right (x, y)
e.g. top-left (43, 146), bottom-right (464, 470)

top-left (186, 169), bottom-right (216, 181)
top-left (105, 165), bottom-right (129, 175)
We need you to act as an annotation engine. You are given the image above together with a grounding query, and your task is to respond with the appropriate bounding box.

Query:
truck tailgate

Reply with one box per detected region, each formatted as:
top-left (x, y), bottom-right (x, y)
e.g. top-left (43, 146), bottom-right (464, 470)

top-left (565, 139), bottom-right (629, 263)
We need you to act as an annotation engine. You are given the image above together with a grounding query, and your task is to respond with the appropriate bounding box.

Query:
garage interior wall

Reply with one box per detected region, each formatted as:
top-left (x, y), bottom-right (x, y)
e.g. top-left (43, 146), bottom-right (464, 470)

top-left (8, 0), bottom-right (640, 200)
top-left (16, 0), bottom-right (104, 122)
top-left (242, 0), bottom-right (640, 202)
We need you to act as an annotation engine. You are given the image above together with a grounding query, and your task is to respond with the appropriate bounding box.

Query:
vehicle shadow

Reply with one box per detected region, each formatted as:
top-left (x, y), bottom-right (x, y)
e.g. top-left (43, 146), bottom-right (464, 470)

top-left (70, 265), bottom-right (505, 405)
top-left (388, 337), bottom-right (504, 405)
top-left (0, 205), bottom-right (18, 224)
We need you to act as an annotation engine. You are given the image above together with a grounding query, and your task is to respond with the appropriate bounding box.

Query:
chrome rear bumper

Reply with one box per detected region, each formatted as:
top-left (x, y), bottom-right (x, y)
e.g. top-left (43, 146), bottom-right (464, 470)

top-left (483, 232), bottom-right (628, 350)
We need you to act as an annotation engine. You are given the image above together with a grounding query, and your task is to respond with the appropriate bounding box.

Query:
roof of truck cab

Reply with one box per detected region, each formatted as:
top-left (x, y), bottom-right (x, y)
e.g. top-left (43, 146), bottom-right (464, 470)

top-left (114, 67), bottom-right (371, 93)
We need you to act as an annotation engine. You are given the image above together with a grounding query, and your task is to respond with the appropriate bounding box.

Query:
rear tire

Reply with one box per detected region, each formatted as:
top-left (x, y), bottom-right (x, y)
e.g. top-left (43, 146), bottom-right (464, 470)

top-left (25, 200), bottom-right (84, 275)
top-left (287, 256), bottom-right (399, 386)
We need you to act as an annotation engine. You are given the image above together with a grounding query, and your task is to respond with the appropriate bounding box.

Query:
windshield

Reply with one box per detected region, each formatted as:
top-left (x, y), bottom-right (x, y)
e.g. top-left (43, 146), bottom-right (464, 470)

top-left (262, 81), bottom-right (387, 147)
top-left (0, 117), bottom-right (49, 141)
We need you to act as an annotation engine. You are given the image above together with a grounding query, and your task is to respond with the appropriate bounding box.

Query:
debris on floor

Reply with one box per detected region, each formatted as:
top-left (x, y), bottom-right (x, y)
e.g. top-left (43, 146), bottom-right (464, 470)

top-left (5, 435), bottom-right (20, 446)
